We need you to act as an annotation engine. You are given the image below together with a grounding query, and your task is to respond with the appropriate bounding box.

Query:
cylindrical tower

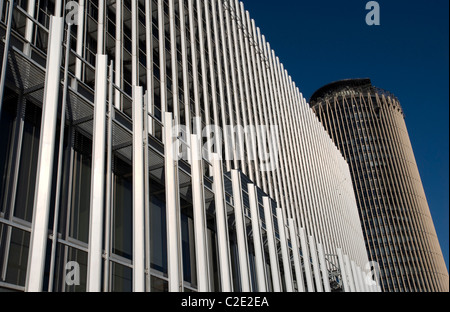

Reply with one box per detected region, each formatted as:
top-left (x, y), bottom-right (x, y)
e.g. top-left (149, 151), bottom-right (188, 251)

top-left (310, 79), bottom-right (449, 292)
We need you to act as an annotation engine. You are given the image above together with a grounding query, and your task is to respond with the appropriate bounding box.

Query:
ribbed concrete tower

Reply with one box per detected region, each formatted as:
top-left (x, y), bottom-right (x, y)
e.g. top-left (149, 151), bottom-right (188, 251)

top-left (310, 79), bottom-right (449, 292)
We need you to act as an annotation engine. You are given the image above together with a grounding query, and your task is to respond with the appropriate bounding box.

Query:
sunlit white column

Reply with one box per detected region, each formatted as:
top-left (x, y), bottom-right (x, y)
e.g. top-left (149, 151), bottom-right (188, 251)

top-left (357, 265), bottom-right (367, 292)
top-left (248, 184), bottom-right (267, 292)
top-left (309, 236), bottom-right (324, 292)
top-left (164, 113), bottom-right (183, 292)
top-left (26, 16), bottom-right (64, 292)
top-left (212, 153), bottom-right (233, 292)
top-left (288, 219), bottom-right (306, 292)
top-left (337, 248), bottom-right (350, 292)
top-left (231, 170), bottom-right (252, 292)
top-left (351, 261), bottom-right (361, 292)
top-left (190, 134), bottom-right (210, 292)
top-left (318, 242), bottom-right (332, 292)
top-left (342, 255), bottom-right (355, 292)
top-left (133, 86), bottom-right (146, 292)
top-left (299, 227), bottom-right (314, 292)
top-left (263, 197), bottom-right (282, 292)
top-left (276, 208), bottom-right (294, 292)
top-left (86, 54), bottom-right (108, 292)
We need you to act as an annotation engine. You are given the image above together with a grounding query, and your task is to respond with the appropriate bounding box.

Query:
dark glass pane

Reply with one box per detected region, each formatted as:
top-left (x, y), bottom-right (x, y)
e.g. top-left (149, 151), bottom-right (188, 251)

top-left (150, 195), bottom-right (167, 274)
top-left (181, 214), bottom-right (196, 286)
top-left (69, 152), bottom-right (91, 243)
top-left (248, 248), bottom-right (257, 292)
top-left (14, 104), bottom-right (42, 222)
top-left (110, 262), bottom-right (132, 292)
top-left (230, 237), bottom-right (241, 291)
top-left (207, 228), bottom-right (220, 292)
top-left (56, 130), bottom-right (73, 238)
top-left (0, 100), bottom-right (16, 213)
top-left (0, 286), bottom-right (19, 292)
top-left (65, 247), bottom-right (88, 292)
top-left (0, 224), bottom-right (5, 269)
top-left (151, 275), bottom-right (168, 292)
top-left (266, 261), bottom-right (273, 292)
top-left (5, 228), bottom-right (30, 286)
top-left (112, 158), bottom-right (132, 259)
top-left (52, 243), bottom-right (88, 292)
top-left (52, 243), bottom-right (66, 292)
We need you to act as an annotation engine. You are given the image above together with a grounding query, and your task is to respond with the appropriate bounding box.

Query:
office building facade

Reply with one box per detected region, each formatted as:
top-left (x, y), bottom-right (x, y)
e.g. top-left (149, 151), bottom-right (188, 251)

top-left (0, 0), bottom-right (372, 292)
top-left (310, 79), bottom-right (449, 292)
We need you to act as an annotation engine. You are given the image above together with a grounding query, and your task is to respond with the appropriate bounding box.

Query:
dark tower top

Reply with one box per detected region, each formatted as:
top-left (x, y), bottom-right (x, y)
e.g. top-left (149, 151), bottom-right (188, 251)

top-left (309, 78), bottom-right (402, 114)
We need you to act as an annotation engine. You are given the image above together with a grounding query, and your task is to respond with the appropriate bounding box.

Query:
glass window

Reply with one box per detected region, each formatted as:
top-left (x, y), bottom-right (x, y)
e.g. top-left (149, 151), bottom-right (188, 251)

top-left (181, 213), bottom-right (197, 286)
top-left (112, 157), bottom-right (133, 260)
top-left (14, 103), bottom-right (42, 222)
top-left (150, 195), bottom-right (167, 274)
top-left (206, 227), bottom-right (220, 292)
top-left (0, 96), bottom-right (16, 213)
top-left (4, 227), bottom-right (30, 287)
top-left (110, 262), bottom-right (132, 292)
top-left (52, 243), bottom-right (88, 292)
top-left (69, 151), bottom-right (92, 243)
top-left (151, 275), bottom-right (168, 292)
top-left (65, 247), bottom-right (88, 292)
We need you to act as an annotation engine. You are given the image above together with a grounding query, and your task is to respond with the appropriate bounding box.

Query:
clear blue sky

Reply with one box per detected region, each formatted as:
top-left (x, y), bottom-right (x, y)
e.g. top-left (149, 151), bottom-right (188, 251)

top-left (242, 0), bottom-right (449, 270)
